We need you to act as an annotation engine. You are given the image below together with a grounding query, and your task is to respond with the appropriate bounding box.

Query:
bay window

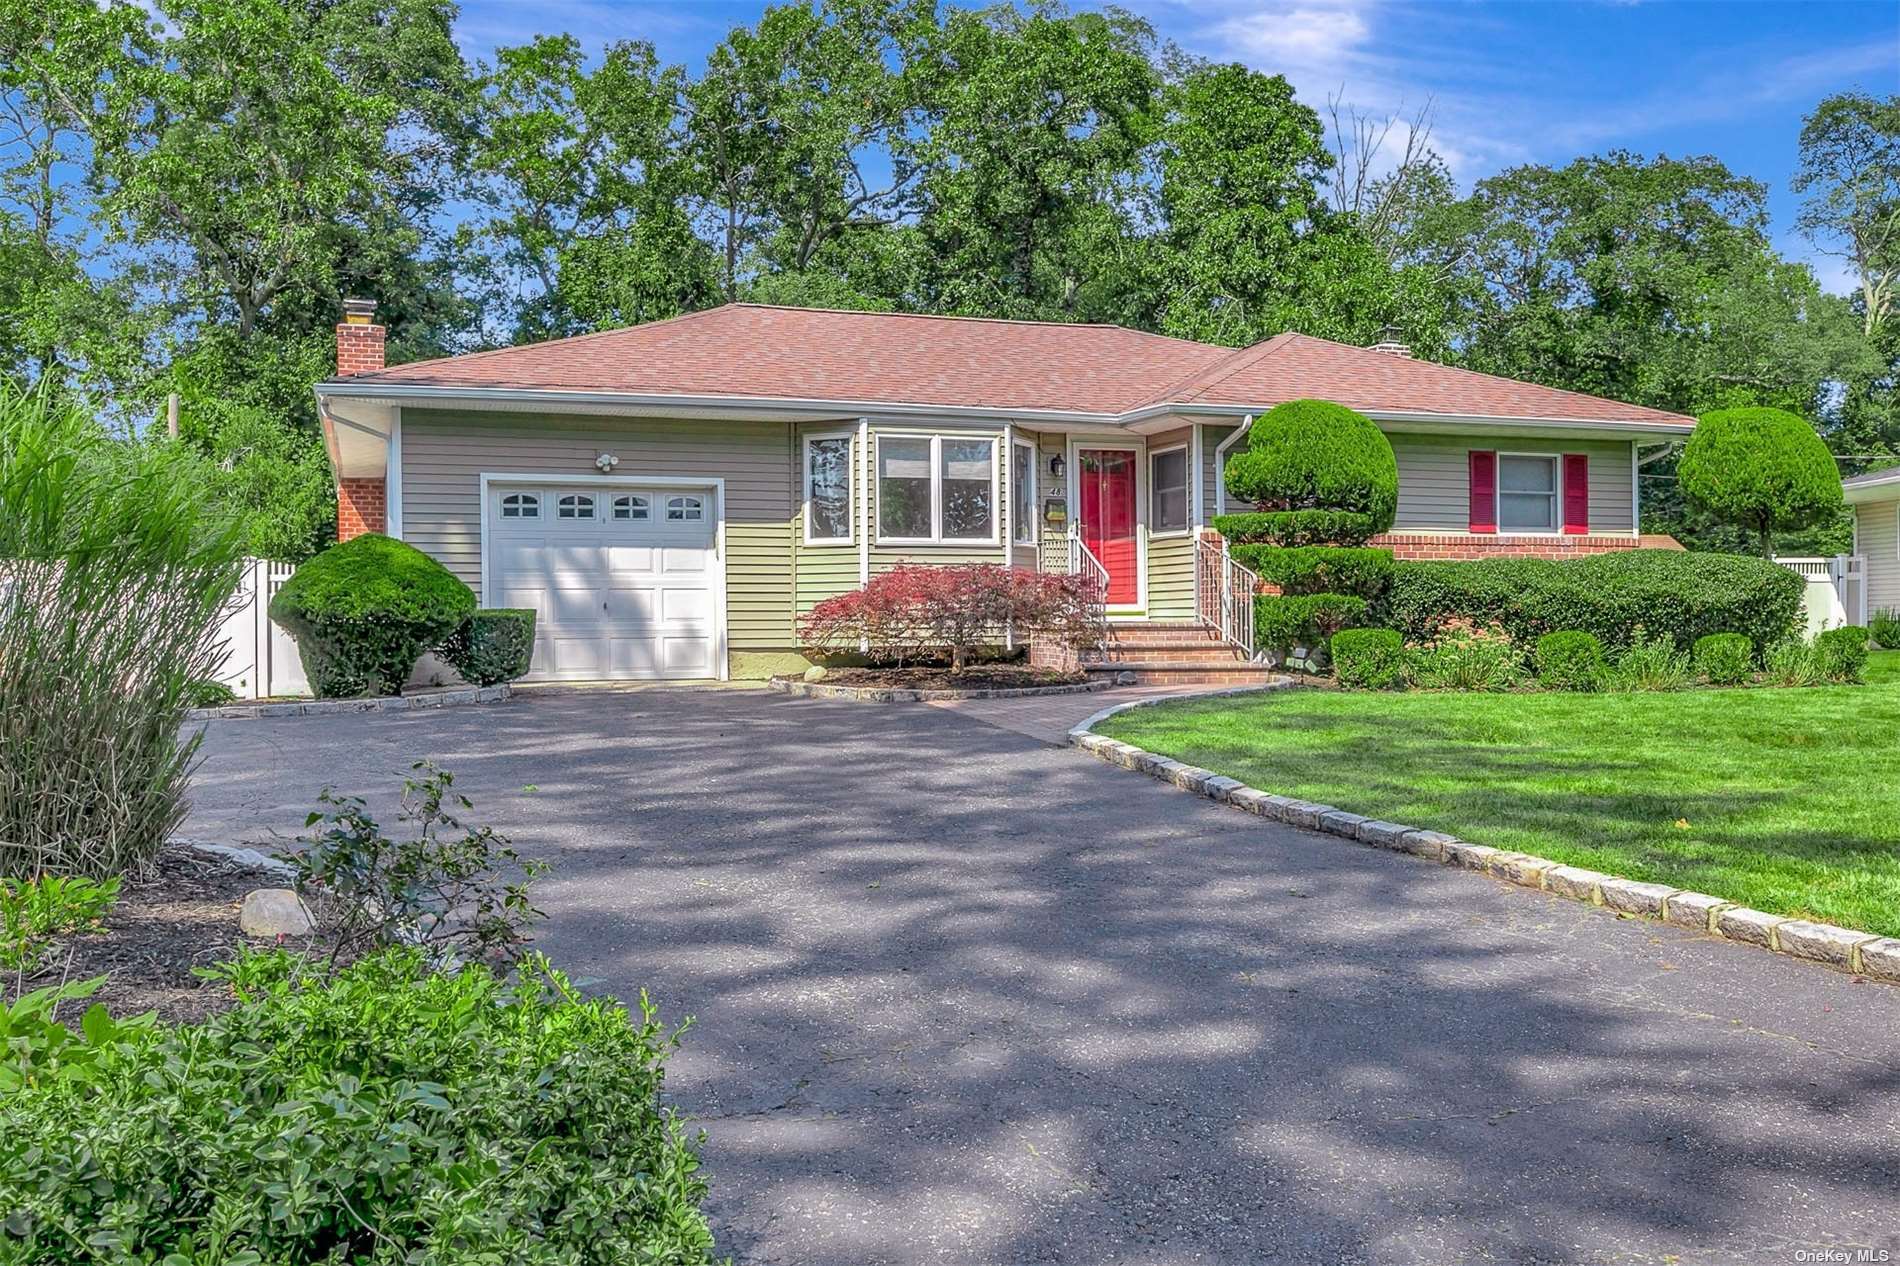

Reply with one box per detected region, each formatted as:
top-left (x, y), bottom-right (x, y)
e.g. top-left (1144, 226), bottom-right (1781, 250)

top-left (876, 434), bottom-right (997, 544)
top-left (804, 432), bottom-right (853, 544)
top-left (1011, 439), bottom-right (1036, 544)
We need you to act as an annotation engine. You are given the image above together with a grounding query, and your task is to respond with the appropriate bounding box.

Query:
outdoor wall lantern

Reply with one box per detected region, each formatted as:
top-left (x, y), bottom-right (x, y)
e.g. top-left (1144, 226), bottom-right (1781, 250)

top-left (595, 452), bottom-right (620, 473)
top-left (1050, 453), bottom-right (1066, 479)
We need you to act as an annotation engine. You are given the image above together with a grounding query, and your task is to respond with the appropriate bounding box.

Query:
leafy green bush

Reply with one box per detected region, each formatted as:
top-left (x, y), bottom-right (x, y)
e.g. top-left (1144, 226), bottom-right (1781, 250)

top-left (0, 384), bottom-right (247, 877)
top-left (1406, 625), bottom-right (1523, 691)
top-left (1254, 594), bottom-right (1368, 658)
top-left (1677, 407), bottom-right (1844, 556)
top-left (1223, 400), bottom-right (1399, 531)
top-left (270, 534), bottom-right (476, 698)
top-left (1604, 631), bottom-right (1694, 692)
top-left (0, 949), bottom-right (719, 1264)
top-left (1534, 631), bottom-right (1604, 691)
top-left (1210, 510), bottom-right (1377, 547)
top-left (1231, 545), bottom-right (1395, 599)
top-left (441, 608), bottom-right (537, 686)
top-left (183, 678), bottom-right (236, 708)
top-left (1385, 549), bottom-right (1804, 653)
top-left (1693, 633), bottom-right (1754, 685)
top-left (1814, 626), bottom-right (1870, 684)
top-left (1870, 607), bottom-right (1900, 650)
top-left (1330, 628), bottom-right (1405, 689)
top-left (1764, 639), bottom-right (1824, 687)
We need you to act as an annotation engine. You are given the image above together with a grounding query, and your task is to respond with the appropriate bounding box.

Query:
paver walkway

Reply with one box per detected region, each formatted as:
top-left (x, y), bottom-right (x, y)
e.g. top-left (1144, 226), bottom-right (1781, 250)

top-left (183, 688), bottom-right (1900, 1265)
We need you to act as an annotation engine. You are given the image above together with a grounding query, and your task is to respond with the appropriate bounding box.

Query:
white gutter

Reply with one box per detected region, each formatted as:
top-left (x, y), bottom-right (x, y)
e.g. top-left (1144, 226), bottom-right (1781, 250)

top-left (1845, 468), bottom-right (1900, 502)
top-left (1212, 418), bottom-right (1252, 518)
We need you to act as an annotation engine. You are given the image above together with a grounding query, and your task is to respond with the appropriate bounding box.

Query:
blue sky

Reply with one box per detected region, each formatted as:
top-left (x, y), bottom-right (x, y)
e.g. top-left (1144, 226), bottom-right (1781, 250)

top-left (453, 0), bottom-right (1898, 291)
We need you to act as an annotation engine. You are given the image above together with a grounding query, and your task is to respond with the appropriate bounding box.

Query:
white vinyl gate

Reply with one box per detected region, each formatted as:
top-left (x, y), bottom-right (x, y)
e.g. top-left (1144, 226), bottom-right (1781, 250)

top-left (212, 558), bottom-right (308, 699)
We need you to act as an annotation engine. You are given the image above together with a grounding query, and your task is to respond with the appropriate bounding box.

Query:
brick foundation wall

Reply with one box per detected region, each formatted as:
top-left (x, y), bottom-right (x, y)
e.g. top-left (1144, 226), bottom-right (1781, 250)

top-left (1369, 533), bottom-right (1640, 561)
top-left (337, 477), bottom-right (386, 541)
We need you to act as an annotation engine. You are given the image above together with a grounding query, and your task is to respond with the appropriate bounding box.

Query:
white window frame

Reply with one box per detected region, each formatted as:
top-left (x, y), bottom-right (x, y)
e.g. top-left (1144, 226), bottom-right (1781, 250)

top-left (666, 494), bottom-right (705, 522)
top-left (611, 493), bottom-right (650, 521)
top-left (802, 430), bottom-right (856, 546)
top-left (1011, 437), bottom-right (1038, 546)
top-left (874, 432), bottom-right (1000, 547)
top-left (1147, 442), bottom-right (1191, 538)
top-left (500, 491), bottom-right (540, 519)
top-left (1495, 452), bottom-right (1562, 536)
top-left (557, 492), bottom-right (597, 520)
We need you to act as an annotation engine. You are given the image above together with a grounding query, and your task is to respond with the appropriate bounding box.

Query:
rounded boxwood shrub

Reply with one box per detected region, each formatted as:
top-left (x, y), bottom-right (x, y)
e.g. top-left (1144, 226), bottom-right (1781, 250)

top-left (1814, 625), bottom-right (1870, 683)
top-left (1223, 399), bottom-right (1399, 532)
top-left (442, 608), bottom-right (538, 686)
top-left (1210, 510), bottom-right (1377, 548)
top-left (1230, 544), bottom-right (1395, 600)
top-left (1255, 594), bottom-right (1367, 658)
top-left (1534, 630), bottom-right (1604, 691)
top-left (1330, 627), bottom-right (1405, 689)
top-left (1384, 549), bottom-right (1804, 654)
top-left (1692, 632), bottom-right (1754, 685)
top-left (1677, 407), bottom-right (1843, 556)
top-left (0, 948), bottom-right (719, 1263)
top-left (270, 534), bottom-right (476, 698)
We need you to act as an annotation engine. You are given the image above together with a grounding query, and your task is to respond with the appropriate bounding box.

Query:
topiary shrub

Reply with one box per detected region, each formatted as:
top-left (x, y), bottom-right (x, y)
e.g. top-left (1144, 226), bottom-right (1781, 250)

top-left (1870, 607), bottom-right (1900, 650)
top-left (1254, 594), bottom-right (1367, 658)
top-left (1814, 626), bottom-right (1870, 683)
top-left (441, 609), bottom-right (538, 686)
top-left (0, 948), bottom-right (719, 1263)
top-left (1224, 400), bottom-right (1399, 530)
top-left (1677, 407), bottom-right (1844, 557)
top-left (1330, 628), bottom-right (1405, 689)
top-left (1231, 545), bottom-right (1395, 600)
top-left (1210, 510), bottom-right (1377, 548)
top-left (270, 534), bottom-right (476, 698)
top-left (1385, 550), bottom-right (1804, 654)
top-left (1534, 630), bottom-right (1604, 691)
top-left (1692, 633), bottom-right (1754, 686)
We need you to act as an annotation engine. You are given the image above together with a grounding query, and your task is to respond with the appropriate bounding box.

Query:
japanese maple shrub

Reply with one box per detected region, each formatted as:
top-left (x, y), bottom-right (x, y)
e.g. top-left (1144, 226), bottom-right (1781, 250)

top-left (1213, 399), bottom-right (1398, 665)
top-left (800, 564), bottom-right (1099, 672)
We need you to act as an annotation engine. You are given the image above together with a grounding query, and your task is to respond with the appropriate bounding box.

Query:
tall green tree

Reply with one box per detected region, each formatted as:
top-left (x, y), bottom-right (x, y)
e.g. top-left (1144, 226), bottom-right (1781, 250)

top-left (1795, 91), bottom-right (1900, 342)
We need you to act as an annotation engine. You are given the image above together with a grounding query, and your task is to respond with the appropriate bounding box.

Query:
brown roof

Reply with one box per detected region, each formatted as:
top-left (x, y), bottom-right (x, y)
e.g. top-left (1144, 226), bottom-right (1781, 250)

top-left (333, 302), bottom-right (1693, 428)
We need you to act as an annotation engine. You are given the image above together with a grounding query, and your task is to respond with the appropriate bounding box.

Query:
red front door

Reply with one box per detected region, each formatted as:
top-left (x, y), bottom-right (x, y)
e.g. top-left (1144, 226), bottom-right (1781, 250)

top-left (1077, 448), bottom-right (1138, 606)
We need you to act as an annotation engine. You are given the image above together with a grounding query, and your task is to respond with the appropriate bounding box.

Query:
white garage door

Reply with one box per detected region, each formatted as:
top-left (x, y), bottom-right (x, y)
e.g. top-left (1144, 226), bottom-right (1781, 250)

top-left (487, 482), bottom-right (721, 680)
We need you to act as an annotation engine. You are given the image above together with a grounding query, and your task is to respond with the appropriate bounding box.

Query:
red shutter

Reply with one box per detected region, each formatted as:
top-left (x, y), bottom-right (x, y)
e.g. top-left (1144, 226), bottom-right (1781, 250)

top-left (1468, 451), bottom-right (1497, 533)
top-left (1562, 453), bottom-right (1589, 535)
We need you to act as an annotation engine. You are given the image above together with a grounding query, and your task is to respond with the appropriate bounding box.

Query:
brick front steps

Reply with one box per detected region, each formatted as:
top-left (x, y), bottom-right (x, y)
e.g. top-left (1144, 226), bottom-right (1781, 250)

top-left (1081, 621), bottom-right (1279, 686)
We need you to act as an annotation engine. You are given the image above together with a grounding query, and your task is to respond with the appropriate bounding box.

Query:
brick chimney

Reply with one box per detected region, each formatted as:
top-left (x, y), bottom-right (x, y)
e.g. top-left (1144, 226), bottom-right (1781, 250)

top-left (334, 298), bottom-right (388, 542)
top-left (1368, 323), bottom-right (1412, 358)
top-left (336, 297), bottom-right (385, 375)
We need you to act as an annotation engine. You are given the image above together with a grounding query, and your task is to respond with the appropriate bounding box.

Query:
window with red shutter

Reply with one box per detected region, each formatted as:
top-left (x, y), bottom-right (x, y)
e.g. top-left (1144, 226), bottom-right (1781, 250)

top-left (1562, 453), bottom-right (1589, 535)
top-left (1468, 451), bottom-right (1497, 533)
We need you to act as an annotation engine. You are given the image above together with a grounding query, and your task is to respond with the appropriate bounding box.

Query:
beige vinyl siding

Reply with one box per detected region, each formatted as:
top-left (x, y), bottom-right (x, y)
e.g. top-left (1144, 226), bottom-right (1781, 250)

top-left (399, 409), bottom-right (797, 652)
top-left (793, 422), bottom-right (861, 615)
top-left (1388, 433), bottom-right (1635, 535)
top-left (1859, 497), bottom-right (1900, 613)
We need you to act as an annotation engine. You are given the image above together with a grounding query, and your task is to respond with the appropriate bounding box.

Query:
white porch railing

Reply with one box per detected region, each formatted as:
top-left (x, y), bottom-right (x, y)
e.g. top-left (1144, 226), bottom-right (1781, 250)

top-left (1066, 527), bottom-right (1110, 647)
top-left (1195, 533), bottom-right (1259, 659)
top-left (1774, 555), bottom-right (1867, 636)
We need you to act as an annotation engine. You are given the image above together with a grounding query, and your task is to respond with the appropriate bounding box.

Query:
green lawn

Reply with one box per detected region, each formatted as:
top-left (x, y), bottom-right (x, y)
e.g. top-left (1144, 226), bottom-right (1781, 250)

top-left (1868, 649), bottom-right (1899, 685)
top-left (1098, 674), bottom-right (1900, 937)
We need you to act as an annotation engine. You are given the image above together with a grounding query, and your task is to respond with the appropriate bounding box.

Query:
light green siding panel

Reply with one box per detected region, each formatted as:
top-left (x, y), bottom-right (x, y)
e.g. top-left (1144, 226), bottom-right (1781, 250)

top-left (1147, 533), bottom-right (1196, 618)
top-left (1859, 497), bottom-right (1900, 612)
top-left (1387, 433), bottom-right (1635, 535)
top-left (398, 410), bottom-right (798, 652)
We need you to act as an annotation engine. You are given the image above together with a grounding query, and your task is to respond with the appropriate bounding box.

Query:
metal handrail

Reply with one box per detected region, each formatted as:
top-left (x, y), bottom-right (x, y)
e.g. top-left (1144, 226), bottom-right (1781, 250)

top-left (1067, 527), bottom-right (1110, 647)
top-left (1195, 533), bottom-right (1259, 659)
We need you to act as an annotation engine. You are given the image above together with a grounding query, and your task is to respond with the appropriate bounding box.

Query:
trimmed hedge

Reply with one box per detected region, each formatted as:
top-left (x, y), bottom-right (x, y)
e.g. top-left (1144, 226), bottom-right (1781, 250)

top-left (1223, 400), bottom-right (1399, 532)
top-left (1693, 633), bottom-right (1753, 685)
top-left (1255, 594), bottom-right (1367, 656)
top-left (270, 535), bottom-right (476, 698)
top-left (1383, 550), bottom-right (1803, 653)
top-left (1330, 628), bottom-right (1405, 689)
top-left (442, 608), bottom-right (538, 686)
top-left (1815, 626), bottom-right (1870, 683)
top-left (1534, 631), bottom-right (1604, 691)
top-left (0, 949), bottom-right (718, 1264)
top-left (1232, 544), bottom-right (1394, 599)
top-left (1211, 510), bottom-right (1377, 548)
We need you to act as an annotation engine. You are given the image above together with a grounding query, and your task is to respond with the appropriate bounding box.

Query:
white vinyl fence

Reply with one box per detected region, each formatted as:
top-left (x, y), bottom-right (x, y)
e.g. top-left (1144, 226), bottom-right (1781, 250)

top-left (1775, 555), bottom-right (1867, 638)
top-left (212, 558), bottom-right (308, 699)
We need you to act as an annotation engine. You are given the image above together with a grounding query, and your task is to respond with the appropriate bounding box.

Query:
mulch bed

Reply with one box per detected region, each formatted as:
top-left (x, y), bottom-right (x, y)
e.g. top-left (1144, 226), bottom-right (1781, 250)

top-left (23, 850), bottom-right (319, 1025)
top-left (813, 665), bottom-right (1088, 690)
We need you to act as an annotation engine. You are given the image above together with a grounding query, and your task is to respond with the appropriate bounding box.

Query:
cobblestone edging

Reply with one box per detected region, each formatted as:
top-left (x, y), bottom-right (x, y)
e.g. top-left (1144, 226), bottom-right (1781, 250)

top-left (769, 676), bottom-right (1111, 703)
top-left (1068, 694), bottom-right (1900, 985)
top-left (188, 684), bottom-right (511, 721)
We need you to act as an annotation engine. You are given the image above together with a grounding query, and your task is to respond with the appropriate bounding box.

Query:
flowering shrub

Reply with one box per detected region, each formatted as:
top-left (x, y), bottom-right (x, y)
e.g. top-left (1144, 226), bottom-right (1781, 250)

top-left (1406, 620), bottom-right (1524, 691)
top-left (799, 565), bottom-right (1100, 672)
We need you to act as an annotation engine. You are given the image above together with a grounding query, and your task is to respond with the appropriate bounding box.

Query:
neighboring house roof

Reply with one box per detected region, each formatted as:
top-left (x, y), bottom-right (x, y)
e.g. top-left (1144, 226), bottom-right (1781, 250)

top-left (1844, 465), bottom-right (1900, 502)
top-left (324, 302), bottom-right (1694, 430)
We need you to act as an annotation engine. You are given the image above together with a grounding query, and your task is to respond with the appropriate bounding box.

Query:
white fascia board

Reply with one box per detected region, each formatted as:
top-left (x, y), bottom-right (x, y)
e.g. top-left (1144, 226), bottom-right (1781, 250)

top-left (1844, 470), bottom-right (1900, 503)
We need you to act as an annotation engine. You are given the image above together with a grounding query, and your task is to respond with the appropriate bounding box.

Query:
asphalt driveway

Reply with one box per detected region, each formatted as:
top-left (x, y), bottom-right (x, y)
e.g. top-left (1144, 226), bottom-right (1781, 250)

top-left (183, 687), bottom-right (1900, 1265)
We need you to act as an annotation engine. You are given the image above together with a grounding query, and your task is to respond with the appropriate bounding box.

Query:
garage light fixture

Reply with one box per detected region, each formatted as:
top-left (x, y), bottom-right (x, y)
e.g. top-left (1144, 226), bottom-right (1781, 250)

top-left (595, 452), bottom-right (619, 472)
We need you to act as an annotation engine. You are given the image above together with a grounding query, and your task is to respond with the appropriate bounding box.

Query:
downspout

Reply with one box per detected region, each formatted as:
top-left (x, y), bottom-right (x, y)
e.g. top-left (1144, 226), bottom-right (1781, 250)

top-left (1212, 417), bottom-right (1253, 518)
